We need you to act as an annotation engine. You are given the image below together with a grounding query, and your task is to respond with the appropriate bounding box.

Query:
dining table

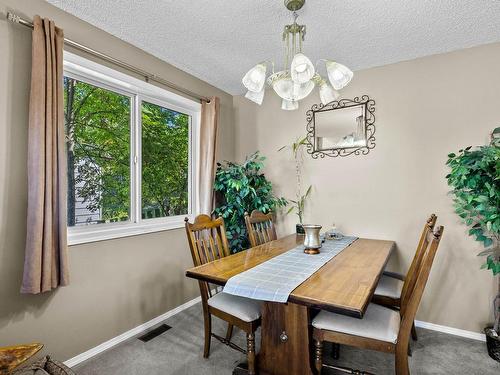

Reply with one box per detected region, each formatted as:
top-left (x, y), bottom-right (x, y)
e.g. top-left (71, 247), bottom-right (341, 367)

top-left (185, 234), bottom-right (395, 375)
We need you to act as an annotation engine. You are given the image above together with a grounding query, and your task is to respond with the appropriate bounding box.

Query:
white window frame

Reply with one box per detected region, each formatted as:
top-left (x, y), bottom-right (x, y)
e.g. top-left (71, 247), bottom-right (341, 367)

top-left (64, 52), bottom-right (200, 245)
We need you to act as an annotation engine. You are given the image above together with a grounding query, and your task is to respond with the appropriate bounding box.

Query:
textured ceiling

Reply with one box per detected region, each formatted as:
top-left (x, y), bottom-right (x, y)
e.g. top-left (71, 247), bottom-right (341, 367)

top-left (45, 0), bottom-right (500, 95)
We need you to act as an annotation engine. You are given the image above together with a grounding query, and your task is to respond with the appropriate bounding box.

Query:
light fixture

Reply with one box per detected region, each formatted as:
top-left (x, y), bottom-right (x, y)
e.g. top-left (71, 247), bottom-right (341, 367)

top-left (242, 63), bottom-right (267, 93)
top-left (242, 0), bottom-right (353, 110)
top-left (245, 89), bottom-right (265, 105)
top-left (281, 99), bottom-right (299, 111)
top-left (324, 61), bottom-right (354, 90)
top-left (291, 53), bottom-right (315, 84)
top-left (318, 81), bottom-right (339, 105)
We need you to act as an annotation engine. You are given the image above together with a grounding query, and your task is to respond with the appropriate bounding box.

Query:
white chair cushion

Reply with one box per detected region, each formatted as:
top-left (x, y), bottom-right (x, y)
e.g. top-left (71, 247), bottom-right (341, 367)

top-left (208, 292), bottom-right (261, 322)
top-left (375, 274), bottom-right (404, 299)
top-left (312, 303), bottom-right (400, 344)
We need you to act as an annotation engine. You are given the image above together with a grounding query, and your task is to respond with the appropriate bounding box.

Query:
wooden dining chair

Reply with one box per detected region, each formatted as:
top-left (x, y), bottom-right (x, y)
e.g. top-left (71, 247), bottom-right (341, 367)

top-left (244, 210), bottom-right (277, 248)
top-left (312, 225), bottom-right (444, 375)
top-left (373, 214), bottom-right (437, 341)
top-left (184, 214), bottom-right (261, 375)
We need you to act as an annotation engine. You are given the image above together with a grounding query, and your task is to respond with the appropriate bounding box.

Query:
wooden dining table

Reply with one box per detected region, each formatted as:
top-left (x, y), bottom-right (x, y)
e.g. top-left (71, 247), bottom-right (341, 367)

top-left (185, 234), bottom-right (395, 375)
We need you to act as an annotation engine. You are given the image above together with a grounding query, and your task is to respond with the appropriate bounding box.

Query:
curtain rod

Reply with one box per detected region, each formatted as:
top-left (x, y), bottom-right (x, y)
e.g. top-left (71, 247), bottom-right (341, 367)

top-left (6, 12), bottom-right (211, 103)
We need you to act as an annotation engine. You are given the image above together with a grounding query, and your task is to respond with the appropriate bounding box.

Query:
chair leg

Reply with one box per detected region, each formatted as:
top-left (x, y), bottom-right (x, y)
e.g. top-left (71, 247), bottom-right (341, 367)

top-left (411, 322), bottom-right (418, 341)
top-left (246, 332), bottom-right (256, 375)
top-left (225, 323), bottom-right (234, 342)
top-left (203, 311), bottom-right (212, 358)
top-left (314, 339), bottom-right (323, 374)
top-left (395, 343), bottom-right (410, 375)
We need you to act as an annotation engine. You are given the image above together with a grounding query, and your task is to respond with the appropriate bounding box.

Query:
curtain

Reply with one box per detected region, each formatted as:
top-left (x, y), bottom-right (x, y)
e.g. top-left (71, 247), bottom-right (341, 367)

top-left (21, 16), bottom-right (69, 294)
top-left (198, 97), bottom-right (220, 215)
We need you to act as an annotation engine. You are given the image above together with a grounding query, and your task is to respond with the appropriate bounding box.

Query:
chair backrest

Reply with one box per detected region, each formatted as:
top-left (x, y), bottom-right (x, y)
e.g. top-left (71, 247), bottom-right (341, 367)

top-left (244, 210), bottom-right (277, 248)
top-left (400, 214), bottom-right (437, 307)
top-left (185, 214), bottom-right (231, 300)
top-left (398, 225), bottom-right (444, 345)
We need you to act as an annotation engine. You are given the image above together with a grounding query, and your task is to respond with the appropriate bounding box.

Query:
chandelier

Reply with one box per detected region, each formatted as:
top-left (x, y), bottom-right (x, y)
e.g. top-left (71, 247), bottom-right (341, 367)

top-left (242, 0), bottom-right (353, 110)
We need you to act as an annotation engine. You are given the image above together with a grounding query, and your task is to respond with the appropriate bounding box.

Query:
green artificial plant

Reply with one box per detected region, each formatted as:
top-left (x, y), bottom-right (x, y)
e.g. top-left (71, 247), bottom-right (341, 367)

top-left (279, 137), bottom-right (312, 225)
top-left (446, 127), bottom-right (500, 333)
top-left (213, 152), bottom-right (287, 253)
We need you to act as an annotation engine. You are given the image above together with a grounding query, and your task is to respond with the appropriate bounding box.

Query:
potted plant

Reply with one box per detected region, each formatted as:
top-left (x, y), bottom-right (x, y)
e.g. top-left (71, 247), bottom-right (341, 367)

top-left (279, 137), bottom-right (312, 234)
top-left (213, 152), bottom-right (287, 253)
top-left (446, 127), bottom-right (500, 362)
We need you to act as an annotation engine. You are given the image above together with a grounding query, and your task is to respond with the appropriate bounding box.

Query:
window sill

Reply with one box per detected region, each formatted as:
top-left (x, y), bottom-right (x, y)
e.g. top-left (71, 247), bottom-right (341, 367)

top-left (68, 215), bottom-right (195, 246)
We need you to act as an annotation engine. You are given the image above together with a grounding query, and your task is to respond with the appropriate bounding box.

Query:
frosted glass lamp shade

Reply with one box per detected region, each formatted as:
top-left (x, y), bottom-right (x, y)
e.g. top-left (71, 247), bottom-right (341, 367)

top-left (242, 63), bottom-right (267, 92)
top-left (272, 76), bottom-right (293, 100)
top-left (281, 99), bottom-right (299, 110)
top-left (291, 53), bottom-right (315, 84)
top-left (319, 82), bottom-right (339, 105)
top-left (271, 73), bottom-right (315, 101)
top-left (325, 61), bottom-right (353, 90)
top-left (291, 80), bottom-right (315, 101)
top-left (245, 89), bottom-right (265, 105)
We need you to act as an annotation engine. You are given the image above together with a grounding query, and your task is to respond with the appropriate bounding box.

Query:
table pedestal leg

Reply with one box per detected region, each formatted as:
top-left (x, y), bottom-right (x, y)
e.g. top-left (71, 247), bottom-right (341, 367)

top-left (258, 301), bottom-right (314, 375)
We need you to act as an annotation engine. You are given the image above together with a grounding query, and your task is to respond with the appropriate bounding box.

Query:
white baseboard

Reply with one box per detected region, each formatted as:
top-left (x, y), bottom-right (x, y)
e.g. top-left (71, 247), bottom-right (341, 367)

top-left (64, 297), bottom-right (486, 368)
top-left (64, 295), bottom-right (202, 368)
top-left (415, 320), bottom-right (485, 342)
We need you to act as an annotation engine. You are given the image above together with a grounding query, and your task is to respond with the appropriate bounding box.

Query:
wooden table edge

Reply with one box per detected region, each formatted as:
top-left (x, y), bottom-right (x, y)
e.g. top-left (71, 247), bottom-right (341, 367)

top-left (185, 270), bottom-right (226, 286)
top-left (359, 239), bottom-right (395, 315)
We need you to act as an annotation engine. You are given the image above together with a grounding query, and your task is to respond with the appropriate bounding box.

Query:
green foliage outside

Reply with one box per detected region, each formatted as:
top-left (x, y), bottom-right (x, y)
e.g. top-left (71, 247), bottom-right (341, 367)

top-left (64, 77), bottom-right (189, 225)
top-left (141, 102), bottom-right (189, 217)
top-left (446, 127), bottom-right (500, 332)
top-left (213, 152), bottom-right (287, 253)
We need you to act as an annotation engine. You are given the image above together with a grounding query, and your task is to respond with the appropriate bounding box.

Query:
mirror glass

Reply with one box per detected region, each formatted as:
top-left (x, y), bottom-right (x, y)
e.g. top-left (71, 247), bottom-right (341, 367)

top-left (315, 105), bottom-right (366, 150)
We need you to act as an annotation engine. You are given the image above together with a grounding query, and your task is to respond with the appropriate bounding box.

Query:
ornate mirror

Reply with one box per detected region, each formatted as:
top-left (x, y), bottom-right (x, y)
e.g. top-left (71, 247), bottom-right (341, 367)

top-left (305, 95), bottom-right (376, 158)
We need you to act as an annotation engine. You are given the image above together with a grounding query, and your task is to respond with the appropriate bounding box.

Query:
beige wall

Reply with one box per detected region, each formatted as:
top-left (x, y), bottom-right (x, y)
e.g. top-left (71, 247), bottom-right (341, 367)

top-left (234, 42), bottom-right (500, 333)
top-left (0, 0), bottom-right (233, 360)
top-left (1, 0), bottom-right (497, 363)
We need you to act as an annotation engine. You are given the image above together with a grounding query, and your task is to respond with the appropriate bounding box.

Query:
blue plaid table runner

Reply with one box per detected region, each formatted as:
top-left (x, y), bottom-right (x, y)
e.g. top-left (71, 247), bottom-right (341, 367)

top-left (223, 236), bottom-right (358, 302)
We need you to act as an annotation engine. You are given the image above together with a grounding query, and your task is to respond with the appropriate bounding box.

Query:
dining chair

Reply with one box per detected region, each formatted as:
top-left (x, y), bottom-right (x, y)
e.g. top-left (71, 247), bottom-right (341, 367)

top-left (184, 214), bottom-right (261, 375)
top-left (244, 210), bottom-right (277, 248)
top-left (312, 225), bottom-right (444, 375)
top-left (374, 214), bottom-right (437, 341)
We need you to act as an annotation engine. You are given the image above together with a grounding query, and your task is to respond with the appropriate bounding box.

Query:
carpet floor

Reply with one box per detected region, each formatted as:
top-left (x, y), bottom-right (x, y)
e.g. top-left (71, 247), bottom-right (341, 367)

top-left (75, 303), bottom-right (500, 374)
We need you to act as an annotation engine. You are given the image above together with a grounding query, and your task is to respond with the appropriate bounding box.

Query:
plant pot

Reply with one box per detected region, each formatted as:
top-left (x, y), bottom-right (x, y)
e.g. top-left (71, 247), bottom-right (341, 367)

top-left (485, 326), bottom-right (500, 362)
top-left (296, 224), bottom-right (305, 235)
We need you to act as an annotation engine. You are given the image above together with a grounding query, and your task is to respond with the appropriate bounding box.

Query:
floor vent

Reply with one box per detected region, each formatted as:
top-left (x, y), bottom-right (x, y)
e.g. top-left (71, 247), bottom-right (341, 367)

top-left (138, 324), bottom-right (172, 342)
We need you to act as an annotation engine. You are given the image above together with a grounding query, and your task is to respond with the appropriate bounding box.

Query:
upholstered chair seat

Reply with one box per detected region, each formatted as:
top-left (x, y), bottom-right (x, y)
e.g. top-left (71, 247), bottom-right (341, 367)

top-left (312, 303), bottom-right (400, 344)
top-left (208, 293), bottom-right (262, 323)
top-left (375, 275), bottom-right (404, 300)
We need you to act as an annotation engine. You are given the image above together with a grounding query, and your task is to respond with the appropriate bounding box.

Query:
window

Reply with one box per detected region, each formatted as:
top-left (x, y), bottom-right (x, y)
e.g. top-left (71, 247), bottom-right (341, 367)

top-left (65, 78), bottom-right (132, 226)
top-left (64, 52), bottom-right (200, 245)
top-left (141, 101), bottom-right (189, 219)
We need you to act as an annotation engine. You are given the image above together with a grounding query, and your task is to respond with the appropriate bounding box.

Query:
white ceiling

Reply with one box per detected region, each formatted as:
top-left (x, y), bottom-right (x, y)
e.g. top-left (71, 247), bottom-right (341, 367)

top-left (46, 0), bottom-right (500, 95)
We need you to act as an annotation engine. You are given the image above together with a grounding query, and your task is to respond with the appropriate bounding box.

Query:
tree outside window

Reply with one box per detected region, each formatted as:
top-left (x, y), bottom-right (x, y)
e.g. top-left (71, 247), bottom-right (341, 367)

top-left (64, 76), bottom-right (190, 227)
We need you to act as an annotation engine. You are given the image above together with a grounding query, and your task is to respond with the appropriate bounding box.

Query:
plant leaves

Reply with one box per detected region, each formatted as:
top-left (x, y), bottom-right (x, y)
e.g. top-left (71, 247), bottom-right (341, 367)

top-left (213, 151), bottom-right (287, 252)
top-left (446, 134), bottom-right (500, 277)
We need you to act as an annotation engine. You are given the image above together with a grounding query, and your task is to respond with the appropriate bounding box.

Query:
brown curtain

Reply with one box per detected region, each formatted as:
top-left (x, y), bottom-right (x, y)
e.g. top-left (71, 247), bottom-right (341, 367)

top-left (21, 16), bottom-right (69, 294)
top-left (198, 97), bottom-right (220, 215)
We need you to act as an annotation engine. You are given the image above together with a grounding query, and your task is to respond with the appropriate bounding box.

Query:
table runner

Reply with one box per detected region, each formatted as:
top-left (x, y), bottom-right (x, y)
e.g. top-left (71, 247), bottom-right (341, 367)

top-left (223, 236), bottom-right (357, 302)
